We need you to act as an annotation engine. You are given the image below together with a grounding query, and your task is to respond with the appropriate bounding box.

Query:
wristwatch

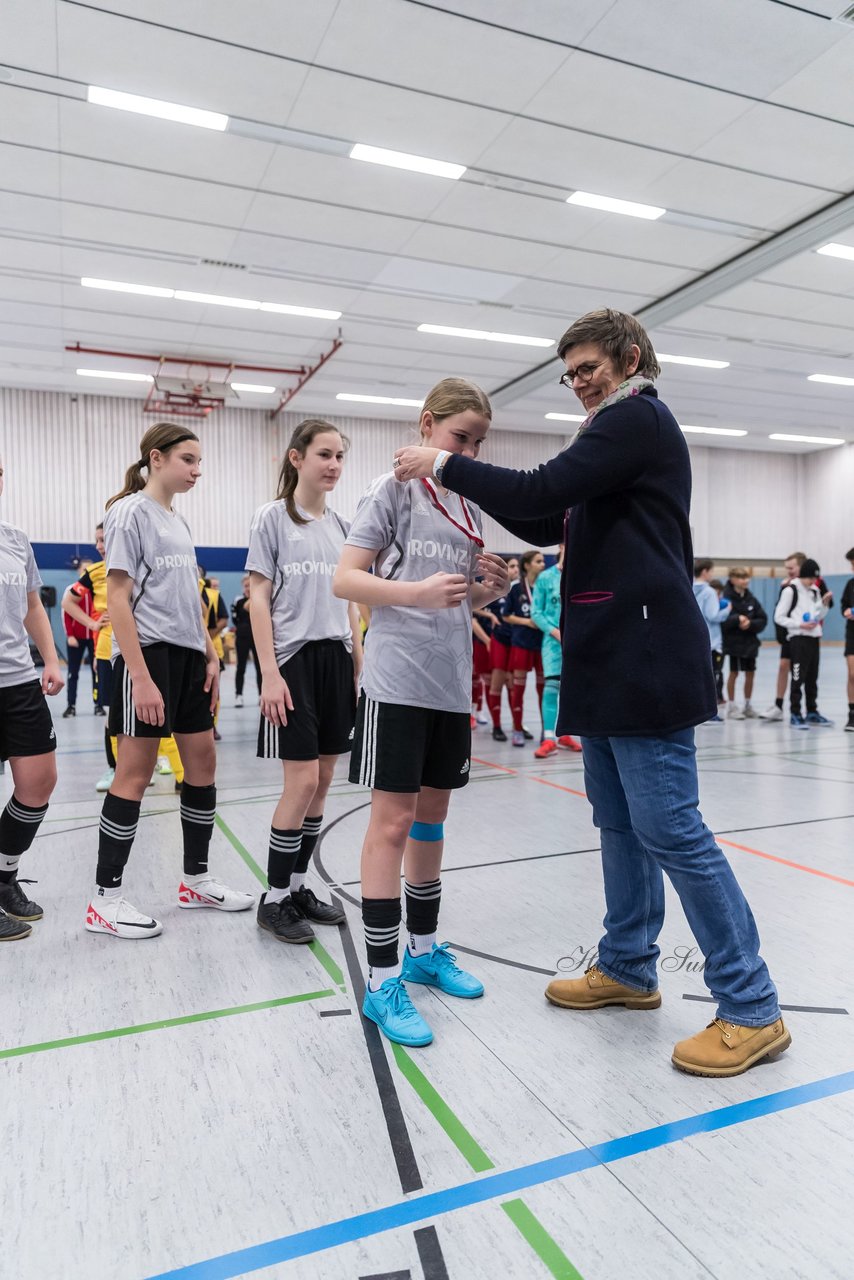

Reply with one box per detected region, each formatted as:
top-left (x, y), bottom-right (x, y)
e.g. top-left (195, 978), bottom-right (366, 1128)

top-left (433, 449), bottom-right (451, 483)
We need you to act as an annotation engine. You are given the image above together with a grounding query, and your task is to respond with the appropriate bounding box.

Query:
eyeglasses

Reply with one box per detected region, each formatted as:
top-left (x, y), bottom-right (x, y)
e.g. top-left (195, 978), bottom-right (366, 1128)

top-left (559, 359), bottom-right (606, 389)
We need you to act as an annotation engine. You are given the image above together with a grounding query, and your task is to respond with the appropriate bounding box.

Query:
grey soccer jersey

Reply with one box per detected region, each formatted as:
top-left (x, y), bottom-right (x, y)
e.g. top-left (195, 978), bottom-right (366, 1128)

top-left (346, 473), bottom-right (482, 713)
top-left (0, 521), bottom-right (42, 689)
top-left (104, 493), bottom-right (206, 658)
top-left (245, 500), bottom-right (352, 667)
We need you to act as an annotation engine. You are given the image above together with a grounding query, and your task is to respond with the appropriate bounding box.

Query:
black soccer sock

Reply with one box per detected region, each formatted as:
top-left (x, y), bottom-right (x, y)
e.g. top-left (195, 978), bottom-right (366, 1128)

top-left (267, 827), bottom-right (302, 889)
top-left (775, 697), bottom-right (784, 710)
top-left (404, 878), bottom-right (442, 936)
top-left (95, 792), bottom-right (141, 888)
top-left (363, 896), bottom-right (402, 971)
top-left (0, 797), bottom-right (49, 882)
top-left (294, 814), bottom-right (323, 875)
top-left (180, 783), bottom-right (216, 877)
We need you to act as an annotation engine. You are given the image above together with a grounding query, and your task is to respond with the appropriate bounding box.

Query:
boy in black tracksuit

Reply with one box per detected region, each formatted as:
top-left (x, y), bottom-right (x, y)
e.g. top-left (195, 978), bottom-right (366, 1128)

top-left (841, 546), bottom-right (854, 732)
top-left (721, 568), bottom-right (767, 719)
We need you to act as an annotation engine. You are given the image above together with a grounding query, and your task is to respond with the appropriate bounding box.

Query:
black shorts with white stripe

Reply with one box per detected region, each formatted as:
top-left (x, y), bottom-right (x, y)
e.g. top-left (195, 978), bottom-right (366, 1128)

top-left (108, 643), bottom-right (213, 739)
top-left (257, 639), bottom-right (356, 762)
top-left (349, 695), bottom-right (471, 794)
top-left (0, 679), bottom-right (57, 761)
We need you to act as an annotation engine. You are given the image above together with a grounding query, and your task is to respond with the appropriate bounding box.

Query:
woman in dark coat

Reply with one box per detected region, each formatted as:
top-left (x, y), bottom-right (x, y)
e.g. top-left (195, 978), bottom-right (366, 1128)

top-left (392, 309), bottom-right (789, 1078)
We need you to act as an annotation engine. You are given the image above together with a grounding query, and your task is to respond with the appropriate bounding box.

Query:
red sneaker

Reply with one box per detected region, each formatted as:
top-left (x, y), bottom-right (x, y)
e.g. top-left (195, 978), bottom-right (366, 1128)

top-left (534, 738), bottom-right (558, 759)
top-left (558, 735), bottom-right (582, 752)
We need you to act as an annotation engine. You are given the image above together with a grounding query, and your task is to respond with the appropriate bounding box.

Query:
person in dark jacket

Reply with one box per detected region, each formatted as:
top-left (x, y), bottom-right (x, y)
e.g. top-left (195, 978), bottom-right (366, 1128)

top-left (721, 568), bottom-right (767, 720)
top-left (842, 547), bottom-right (854, 733)
top-left (231, 574), bottom-right (261, 706)
top-left (391, 307), bottom-right (788, 1079)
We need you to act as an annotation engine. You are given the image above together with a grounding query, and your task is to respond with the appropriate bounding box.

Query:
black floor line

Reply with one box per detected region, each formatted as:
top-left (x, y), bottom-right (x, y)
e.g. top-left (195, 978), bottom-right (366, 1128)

top-left (315, 807), bottom-right (451, 1276)
top-left (319, 1008), bottom-right (352, 1018)
top-left (448, 942), bottom-right (556, 977)
top-left (682, 993), bottom-right (849, 1015)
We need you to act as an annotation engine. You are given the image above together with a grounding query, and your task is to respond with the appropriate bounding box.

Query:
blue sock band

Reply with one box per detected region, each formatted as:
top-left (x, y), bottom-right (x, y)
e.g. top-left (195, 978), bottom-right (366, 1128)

top-left (409, 821), bottom-right (444, 843)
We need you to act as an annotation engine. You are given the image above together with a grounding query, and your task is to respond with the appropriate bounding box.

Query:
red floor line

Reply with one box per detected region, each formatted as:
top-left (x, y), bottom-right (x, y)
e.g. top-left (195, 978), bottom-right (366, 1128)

top-left (472, 756), bottom-right (588, 798)
top-left (717, 838), bottom-right (854, 888)
top-left (473, 757), bottom-right (853, 887)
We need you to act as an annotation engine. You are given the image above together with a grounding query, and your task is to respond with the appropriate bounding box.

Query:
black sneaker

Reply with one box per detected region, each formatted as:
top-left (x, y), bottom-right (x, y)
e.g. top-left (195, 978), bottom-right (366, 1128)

top-left (94, 705), bottom-right (106, 717)
top-left (0, 906), bottom-right (32, 940)
top-left (492, 726), bottom-right (507, 742)
top-left (522, 727), bottom-right (534, 741)
top-left (62, 705), bottom-right (76, 719)
top-left (0, 877), bottom-right (43, 921)
top-left (846, 712), bottom-right (854, 733)
top-left (291, 885), bottom-right (345, 926)
top-left (257, 892), bottom-right (315, 944)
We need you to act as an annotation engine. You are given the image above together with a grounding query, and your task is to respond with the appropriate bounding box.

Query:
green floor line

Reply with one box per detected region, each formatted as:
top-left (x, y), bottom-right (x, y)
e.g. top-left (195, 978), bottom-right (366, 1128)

top-left (0, 989), bottom-right (335, 1061)
top-left (392, 1045), bottom-right (582, 1277)
top-left (214, 813), bottom-right (346, 990)
top-left (501, 1200), bottom-right (584, 1280)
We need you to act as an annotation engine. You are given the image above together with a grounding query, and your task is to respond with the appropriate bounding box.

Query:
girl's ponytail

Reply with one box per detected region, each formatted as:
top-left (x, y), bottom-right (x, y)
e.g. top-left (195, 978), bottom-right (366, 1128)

top-left (105, 422), bottom-right (199, 510)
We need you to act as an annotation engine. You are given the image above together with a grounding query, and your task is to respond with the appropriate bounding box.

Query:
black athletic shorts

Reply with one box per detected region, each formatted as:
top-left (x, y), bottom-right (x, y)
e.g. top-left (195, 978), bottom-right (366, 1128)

top-left (0, 679), bottom-right (57, 761)
top-left (845, 625), bottom-right (854, 658)
top-left (349, 694), bottom-right (471, 793)
top-left (109, 643), bottom-right (213, 739)
top-left (780, 639), bottom-right (792, 661)
top-left (258, 639), bottom-right (356, 761)
top-left (728, 653), bottom-right (756, 673)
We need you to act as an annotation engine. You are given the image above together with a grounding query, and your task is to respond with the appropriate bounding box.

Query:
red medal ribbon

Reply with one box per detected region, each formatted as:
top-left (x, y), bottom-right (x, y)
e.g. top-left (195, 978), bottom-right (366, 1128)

top-left (420, 478), bottom-right (484, 548)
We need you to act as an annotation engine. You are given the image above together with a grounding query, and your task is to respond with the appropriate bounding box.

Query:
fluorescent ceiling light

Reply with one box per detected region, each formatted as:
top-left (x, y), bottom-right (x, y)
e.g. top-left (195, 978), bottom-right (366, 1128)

top-left (418, 323), bottom-right (554, 348)
top-left (231, 382), bottom-right (276, 394)
top-left (77, 368), bottom-right (153, 383)
top-left (174, 290), bottom-right (259, 309)
top-left (680, 424), bottom-right (747, 437)
top-left (81, 277), bottom-right (175, 298)
top-left (567, 191), bottom-right (665, 220)
top-left (657, 353), bottom-right (730, 369)
top-left (807, 373), bottom-right (854, 386)
top-left (80, 277), bottom-right (340, 319)
top-left (816, 242), bottom-right (854, 261)
top-left (87, 85), bottom-right (228, 131)
top-left (260, 301), bottom-right (342, 320)
top-left (545, 412), bottom-right (585, 422)
top-left (349, 143), bottom-right (465, 180)
top-left (337, 393), bottom-right (423, 407)
top-left (769, 433), bottom-right (845, 446)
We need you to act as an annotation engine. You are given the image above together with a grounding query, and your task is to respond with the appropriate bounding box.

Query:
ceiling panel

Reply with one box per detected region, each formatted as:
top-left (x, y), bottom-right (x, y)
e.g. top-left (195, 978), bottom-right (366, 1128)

top-left (694, 103), bottom-right (854, 191)
top-left (769, 36), bottom-right (854, 126)
top-left (634, 158), bottom-right (832, 229)
top-left (54, 3), bottom-right (311, 123)
top-left (313, 0), bottom-right (572, 114)
top-left (0, 0), bottom-right (59, 74)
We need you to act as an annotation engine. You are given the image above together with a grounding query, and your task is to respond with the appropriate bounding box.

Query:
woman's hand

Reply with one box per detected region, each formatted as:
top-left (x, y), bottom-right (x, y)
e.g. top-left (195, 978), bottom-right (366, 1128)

top-left (133, 673), bottom-right (166, 727)
top-left (475, 552), bottom-right (510, 597)
top-left (261, 670), bottom-right (294, 728)
top-left (393, 446), bottom-right (440, 482)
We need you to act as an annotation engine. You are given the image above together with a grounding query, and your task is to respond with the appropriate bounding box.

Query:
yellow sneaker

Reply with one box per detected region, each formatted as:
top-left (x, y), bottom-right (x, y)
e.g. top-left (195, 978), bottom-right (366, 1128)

top-left (672, 1017), bottom-right (791, 1077)
top-left (545, 965), bottom-right (661, 1010)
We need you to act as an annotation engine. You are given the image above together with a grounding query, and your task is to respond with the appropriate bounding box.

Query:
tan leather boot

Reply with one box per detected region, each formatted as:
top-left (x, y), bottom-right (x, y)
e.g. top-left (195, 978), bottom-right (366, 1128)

top-left (545, 965), bottom-right (662, 1010)
top-left (672, 1017), bottom-right (791, 1077)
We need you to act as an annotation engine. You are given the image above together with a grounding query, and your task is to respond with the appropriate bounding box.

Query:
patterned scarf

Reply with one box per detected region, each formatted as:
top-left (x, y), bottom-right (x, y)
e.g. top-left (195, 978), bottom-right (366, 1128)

top-left (569, 374), bottom-right (654, 447)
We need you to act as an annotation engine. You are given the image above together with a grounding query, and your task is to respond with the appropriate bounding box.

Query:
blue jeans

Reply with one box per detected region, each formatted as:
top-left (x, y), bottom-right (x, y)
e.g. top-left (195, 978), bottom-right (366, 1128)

top-left (581, 729), bottom-right (781, 1026)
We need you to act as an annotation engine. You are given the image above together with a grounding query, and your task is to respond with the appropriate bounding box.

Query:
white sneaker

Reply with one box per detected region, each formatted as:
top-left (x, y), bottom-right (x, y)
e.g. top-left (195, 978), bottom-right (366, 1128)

top-left (743, 703), bottom-right (758, 718)
top-left (178, 877), bottom-right (254, 912)
top-left (476, 711), bottom-right (489, 724)
top-left (759, 705), bottom-right (783, 721)
top-left (85, 896), bottom-right (162, 938)
top-left (235, 694), bottom-right (244, 707)
top-left (727, 704), bottom-right (746, 720)
top-left (155, 755), bottom-right (173, 775)
top-left (95, 767), bottom-right (115, 793)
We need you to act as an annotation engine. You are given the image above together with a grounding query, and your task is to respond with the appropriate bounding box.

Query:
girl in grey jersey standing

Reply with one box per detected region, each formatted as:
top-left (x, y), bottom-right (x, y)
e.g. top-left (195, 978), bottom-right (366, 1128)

top-left (0, 455), bottom-right (63, 940)
top-left (86, 423), bottom-right (253, 939)
top-left (334, 379), bottom-right (510, 1048)
top-left (247, 419), bottom-right (362, 944)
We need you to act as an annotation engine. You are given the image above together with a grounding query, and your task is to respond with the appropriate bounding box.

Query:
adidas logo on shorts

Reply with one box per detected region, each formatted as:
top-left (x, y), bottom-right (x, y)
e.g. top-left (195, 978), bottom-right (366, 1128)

top-left (49, 728), bottom-right (56, 740)
top-left (349, 727), bottom-right (355, 740)
top-left (460, 759), bottom-right (470, 774)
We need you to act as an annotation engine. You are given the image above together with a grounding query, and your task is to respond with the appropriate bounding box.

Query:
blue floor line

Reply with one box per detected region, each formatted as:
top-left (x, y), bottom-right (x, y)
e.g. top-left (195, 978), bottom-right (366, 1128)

top-left (146, 1067), bottom-right (854, 1279)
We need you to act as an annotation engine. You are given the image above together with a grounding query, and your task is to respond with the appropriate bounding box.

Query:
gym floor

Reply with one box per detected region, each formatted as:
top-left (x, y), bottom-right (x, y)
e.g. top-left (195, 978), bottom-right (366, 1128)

top-left (4, 652), bottom-right (853, 1280)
